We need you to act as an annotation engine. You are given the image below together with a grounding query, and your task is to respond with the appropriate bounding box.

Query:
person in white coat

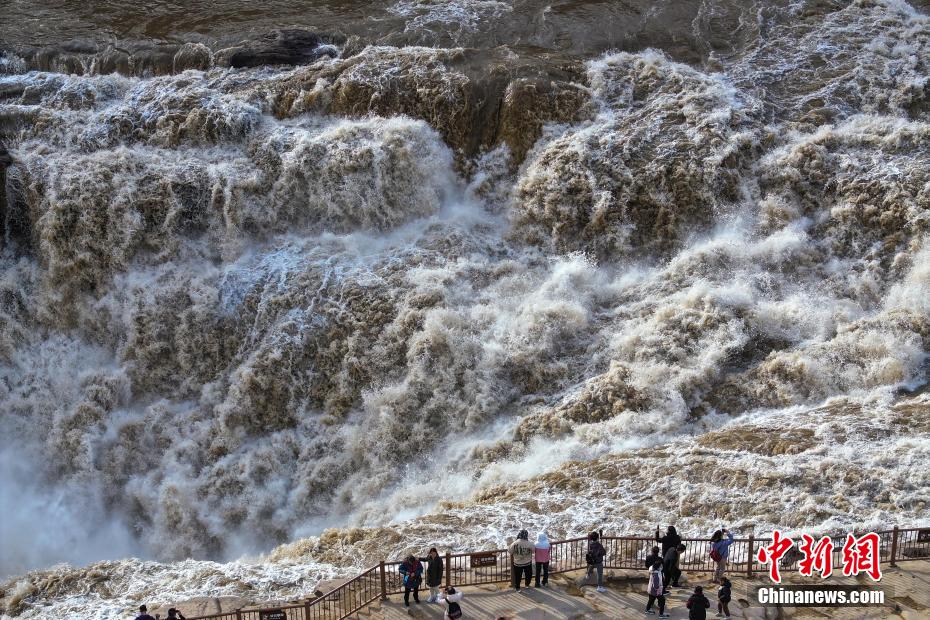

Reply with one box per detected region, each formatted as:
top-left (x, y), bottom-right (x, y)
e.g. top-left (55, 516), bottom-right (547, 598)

top-left (438, 586), bottom-right (463, 619)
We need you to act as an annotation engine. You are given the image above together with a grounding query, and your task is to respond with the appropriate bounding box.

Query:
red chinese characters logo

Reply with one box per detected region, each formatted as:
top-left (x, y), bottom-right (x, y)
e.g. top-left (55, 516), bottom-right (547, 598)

top-left (798, 534), bottom-right (834, 578)
top-left (841, 533), bottom-right (882, 581)
top-left (756, 530), bottom-right (794, 583)
top-left (757, 531), bottom-right (884, 583)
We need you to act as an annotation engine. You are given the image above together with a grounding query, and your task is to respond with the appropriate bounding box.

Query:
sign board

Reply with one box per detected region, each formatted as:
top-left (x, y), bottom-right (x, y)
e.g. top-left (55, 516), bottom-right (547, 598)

top-left (471, 551), bottom-right (497, 568)
top-left (259, 610), bottom-right (287, 620)
top-left (918, 529), bottom-right (930, 543)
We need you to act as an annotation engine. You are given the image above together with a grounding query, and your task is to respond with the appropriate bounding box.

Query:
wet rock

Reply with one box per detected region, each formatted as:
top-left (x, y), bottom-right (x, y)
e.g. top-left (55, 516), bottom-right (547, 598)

top-left (95, 45), bottom-right (131, 75)
top-left (129, 44), bottom-right (181, 76)
top-left (173, 42), bottom-right (212, 72)
top-left (497, 77), bottom-right (594, 164)
top-left (34, 40), bottom-right (99, 75)
top-left (225, 29), bottom-right (337, 68)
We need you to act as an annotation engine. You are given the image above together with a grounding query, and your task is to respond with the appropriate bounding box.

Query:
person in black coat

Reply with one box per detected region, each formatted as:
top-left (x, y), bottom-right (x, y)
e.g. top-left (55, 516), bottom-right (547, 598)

top-left (718, 578), bottom-right (732, 619)
top-left (655, 526), bottom-right (682, 557)
top-left (421, 548), bottom-right (445, 603)
top-left (645, 546), bottom-right (663, 570)
top-left (663, 544), bottom-right (686, 590)
top-left (686, 586), bottom-right (711, 620)
top-left (135, 605), bottom-right (155, 620)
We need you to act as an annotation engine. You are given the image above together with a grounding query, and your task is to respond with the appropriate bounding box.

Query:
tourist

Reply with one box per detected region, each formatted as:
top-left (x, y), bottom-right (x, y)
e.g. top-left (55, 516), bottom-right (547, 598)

top-left (585, 531), bottom-right (607, 592)
top-left (439, 586), bottom-right (463, 619)
top-left (508, 530), bottom-right (535, 591)
top-left (663, 543), bottom-right (686, 591)
top-left (534, 531), bottom-right (550, 587)
top-left (399, 554), bottom-right (423, 607)
top-left (655, 526), bottom-right (682, 557)
top-left (686, 585), bottom-right (711, 620)
top-left (717, 577), bottom-right (732, 619)
top-left (645, 560), bottom-right (669, 617)
top-left (166, 609), bottom-right (186, 620)
top-left (709, 528), bottom-right (735, 583)
top-left (135, 605), bottom-right (156, 620)
top-left (645, 545), bottom-right (663, 570)
top-left (422, 548), bottom-right (444, 603)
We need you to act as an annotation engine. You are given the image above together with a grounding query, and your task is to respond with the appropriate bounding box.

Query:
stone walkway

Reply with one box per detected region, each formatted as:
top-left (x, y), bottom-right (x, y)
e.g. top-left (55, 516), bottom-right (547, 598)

top-left (373, 561), bottom-right (930, 620)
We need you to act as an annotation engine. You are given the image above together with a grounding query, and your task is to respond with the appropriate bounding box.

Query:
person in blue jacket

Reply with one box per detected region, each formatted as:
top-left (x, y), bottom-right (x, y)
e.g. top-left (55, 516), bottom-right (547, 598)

top-left (709, 528), bottom-right (734, 583)
top-left (399, 554), bottom-right (424, 607)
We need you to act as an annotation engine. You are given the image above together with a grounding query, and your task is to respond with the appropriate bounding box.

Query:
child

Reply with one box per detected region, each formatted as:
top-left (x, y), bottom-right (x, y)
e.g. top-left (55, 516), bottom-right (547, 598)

top-left (645, 561), bottom-right (669, 618)
top-left (717, 578), bottom-right (732, 619)
top-left (687, 585), bottom-right (711, 620)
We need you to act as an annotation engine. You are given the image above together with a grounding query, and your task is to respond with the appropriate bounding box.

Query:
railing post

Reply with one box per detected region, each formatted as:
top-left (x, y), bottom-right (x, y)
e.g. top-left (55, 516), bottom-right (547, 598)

top-left (235, 609), bottom-right (242, 620)
top-left (890, 526), bottom-right (899, 568)
top-left (445, 551), bottom-right (452, 587)
top-left (379, 560), bottom-right (387, 600)
top-left (747, 534), bottom-right (755, 578)
top-left (304, 598), bottom-right (312, 619)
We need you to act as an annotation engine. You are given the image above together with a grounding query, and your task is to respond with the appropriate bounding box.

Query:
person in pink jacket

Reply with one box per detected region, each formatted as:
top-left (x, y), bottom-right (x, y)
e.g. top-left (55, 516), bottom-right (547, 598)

top-left (534, 532), bottom-right (551, 587)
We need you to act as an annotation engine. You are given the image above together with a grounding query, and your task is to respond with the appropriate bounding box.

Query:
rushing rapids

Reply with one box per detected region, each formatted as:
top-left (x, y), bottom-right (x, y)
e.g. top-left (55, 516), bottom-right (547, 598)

top-left (2, 0), bottom-right (930, 617)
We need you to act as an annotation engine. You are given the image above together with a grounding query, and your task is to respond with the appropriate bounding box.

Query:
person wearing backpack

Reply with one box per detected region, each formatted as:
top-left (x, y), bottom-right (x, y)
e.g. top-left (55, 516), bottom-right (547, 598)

top-left (439, 586), bottom-right (463, 619)
top-left (655, 526), bottom-right (682, 557)
top-left (686, 585), bottom-right (711, 620)
top-left (709, 528), bottom-right (734, 583)
top-left (508, 530), bottom-right (535, 591)
top-left (585, 531), bottom-right (607, 592)
top-left (645, 561), bottom-right (669, 617)
top-left (398, 554), bottom-right (424, 607)
top-left (421, 548), bottom-right (444, 603)
top-left (534, 532), bottom-right (551, 587)
top-left (663, 543), bottom-right (686, 591)
top-left (716, 577), bottom-right (732, 619)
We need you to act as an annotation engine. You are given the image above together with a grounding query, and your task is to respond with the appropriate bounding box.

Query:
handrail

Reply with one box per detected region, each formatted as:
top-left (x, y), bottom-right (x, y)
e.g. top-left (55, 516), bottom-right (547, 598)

top-left (184, 526), bottom-right (929, 620)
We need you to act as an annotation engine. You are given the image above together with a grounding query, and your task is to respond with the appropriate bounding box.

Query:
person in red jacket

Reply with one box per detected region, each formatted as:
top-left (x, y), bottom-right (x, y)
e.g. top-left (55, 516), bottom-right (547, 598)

top-left (534, 532), bottom-right (551, 587)
top-left (399, 555), bottom-right (424, 607)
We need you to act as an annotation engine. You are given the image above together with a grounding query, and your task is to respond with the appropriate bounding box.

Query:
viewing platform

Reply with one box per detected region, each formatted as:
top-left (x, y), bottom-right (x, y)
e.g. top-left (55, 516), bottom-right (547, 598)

top-left (374, 561), bottom-right (930, 619)
top-left (177, 528), bottom-right (930, 620)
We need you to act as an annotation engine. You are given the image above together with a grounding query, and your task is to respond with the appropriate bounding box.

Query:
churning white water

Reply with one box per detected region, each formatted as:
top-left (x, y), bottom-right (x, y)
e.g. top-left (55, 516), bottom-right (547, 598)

top-left (2, 0), bottom-right (930, 617)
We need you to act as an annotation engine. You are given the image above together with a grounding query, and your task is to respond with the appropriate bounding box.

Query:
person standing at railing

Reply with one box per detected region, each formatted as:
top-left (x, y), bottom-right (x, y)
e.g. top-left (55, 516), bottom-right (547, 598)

top-left (585, 531), bottom-right (607, 592)
top-left (656, 526), bottom-right (682, 557)
top-left (645, 560), bottom-right (670, 618)
top-left (534, 532), bottom-right (551, 587)
top-left (399, 554), bottom-right (424, 607)
top-left (421, 548), bottom-right (445, 603)
top-left (663, 543), bottom-right (686, 591)
top-left (509, 530), bottom-right (535, 591)
top-left (709, 528), bottom-right (735, 584)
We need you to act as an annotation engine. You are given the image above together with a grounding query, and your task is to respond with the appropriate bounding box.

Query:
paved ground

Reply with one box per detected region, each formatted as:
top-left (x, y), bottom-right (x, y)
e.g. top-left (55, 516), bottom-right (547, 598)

top-left (372, 561), bottom-right (930, 620)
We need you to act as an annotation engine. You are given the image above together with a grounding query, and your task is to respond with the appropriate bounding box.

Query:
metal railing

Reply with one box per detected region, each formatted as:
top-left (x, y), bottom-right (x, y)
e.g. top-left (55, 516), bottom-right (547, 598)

top-left (187, 526), bottom-right (930, 620)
